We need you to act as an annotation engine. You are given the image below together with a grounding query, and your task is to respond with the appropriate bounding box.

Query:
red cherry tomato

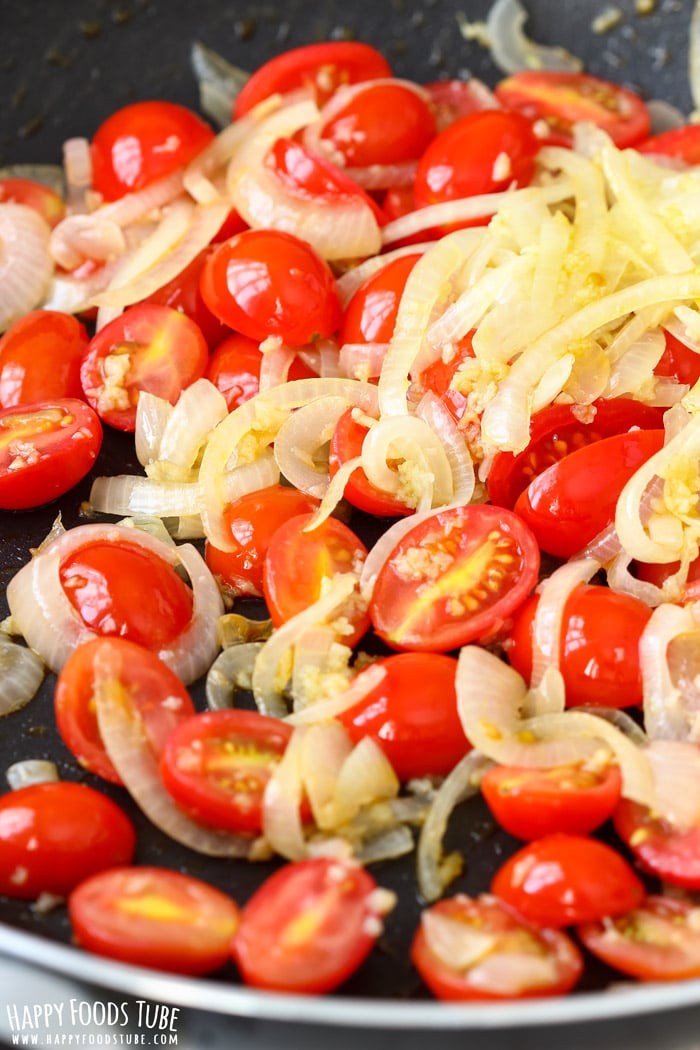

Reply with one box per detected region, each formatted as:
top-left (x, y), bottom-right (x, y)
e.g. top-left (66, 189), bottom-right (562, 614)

top-left (513, 428), bottom-right (666, 559)
top-left (80, 304), bottom-right (208, 431)
top-left (200, 229), bottom-right (342, 346)
top-left (262, 512), bottom-right (370, 646)
top-left (494, 70), bottom-right (650, 148)
top-left (491, 833), bottom-right (645, 928)
top-left (319, 81), bottom-right (436, 167)
top-left (480, 761), bottom-right (622, 841)
top-left (0, 398), bottom-right (102, 510)
top-left (413, 110), bottom-right (539, 214)
top-left (638, 124), bottom-right (700, 165)
top-left (69, 866), bottom-right (240, 976)
top-left (337, 652), bottom-right (470, 780)
top-left (0, 782), bottom-right (135, 900)
top-left (487, 397), bottom-right (666, 510)
top-left (577, 895), bottom-right (700, 981)
top-left (339, 253), bottom-right (421, 346)
top-left (55, 637), bottom-right (196, 785)
top-left (506, 584), bottom-right (653, 708)
top-left (160, 709), bottom-right (295, 835)
top-left (425, 79), bottom-right (500, 131)
top-left (369, 503), bottom-right (540, 653)
top-left (328, 409), bottom-right (415, 517)
top-left (231, 856), bottom-right (387, 993)
top-left (380, 186), bottom-right (434, 247)
top-left (233, 41), bottom-right (393, 118)
top-left (138, 248), bottom-right (229, 349)
top-left (205, 483), bottom-right (320, 596)
top-left (204, 332), bottom-right (317, 413)
top-left (0, 310), bottom-right (89, 407)
top-left (614, 798), bottom-right (700, 890)
top-left (91, 100), bottom-right (214, 201)
top-left (59, 537), bottom-right (194, 651)
top-left (0, 177), bottom-right (65, 227)
top-left (654, 329), bottom-right (700, 388)
top-left (418, 331), bottom-right (474, 422)
top-left (411, 894), bottom-right (583, 1001)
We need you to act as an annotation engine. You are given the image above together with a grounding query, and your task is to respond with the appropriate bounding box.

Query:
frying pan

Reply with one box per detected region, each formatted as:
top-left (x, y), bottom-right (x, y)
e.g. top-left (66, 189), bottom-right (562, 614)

top-left (1, 1), bottom-right (700, 1047)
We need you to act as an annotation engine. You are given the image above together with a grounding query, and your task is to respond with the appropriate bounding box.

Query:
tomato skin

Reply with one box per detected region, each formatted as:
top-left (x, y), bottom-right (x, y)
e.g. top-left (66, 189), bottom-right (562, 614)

top-left (59, 538), bottom-right (194, 651)
top-left (204, 332), bottom-right (316, 414)
top-left (339, 253), bottom-right (421, 346)
top-left (200, 229), bottom-right (342, 346)
top-left (160, 709), bottom-right (295, 834)
top-left (233, 41), bottom-right (393, 118)
top-left (369, 504), bottom-right (540, 653)
top-left (231, 857), bottom-right (385, 993)
top-left (205, 483), bottom-right (320, 596)
top-left (80, 304), bottom-right (209, 431)
top-left (337, 653), bottom-right (471, 781)
top-left (413, 110), bottom-right (539, 211)
top-left (614, 798), bottom-right (700, 890)
top-left (0, 398), bottom-right (102, 510)
top-left (494, 70), bottom-right (650, 149)
top-left (577, 895), bottom-right (700, 982)
top-left (411, 894), bottom-right (583, 1001)
top-left (513, 428), bottom-right (666, 559)
top-left (328, 408), bottom-right (415, 517)
top-left (138, 248), bottom-right (229, 350)
top-left (481, 762), bottom-right (622, 841)
top-left (69, 866), bottom-right (240, 976)
top-left (491, 833), bottom-right (645, 928)
top-left (319, 81), bottom-right (436, 167)
top-left (654, 329), bottom-right (700, 388)
top-left (263, 512), bottom-right (370, 645)
top-left (486, 397), bottom-right (666, 510)
top-left (55, 637), bottom-right (196, 785)
top-left (0, 177), bottom-right (65, 227)
top-left (638, 124), bottom-right (700, 166)
top-left (506, 584), bottom-right (652, 708)
top-left (0, 783), bottom-right (135, 900)
top-left (0, 310), bottom-right (89, 407)
top-left (91, 100), bottom-right (214, 201)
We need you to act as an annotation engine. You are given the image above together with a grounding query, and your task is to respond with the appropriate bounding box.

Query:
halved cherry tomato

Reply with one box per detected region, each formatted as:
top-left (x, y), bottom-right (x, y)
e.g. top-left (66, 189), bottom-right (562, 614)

top-left (59, 537), bottom-right (194, 651)
top-left (638, 124), bottom-right (700, 166)
top-left (339, 252), bottom-right (421, 346)
top-left (481, 761), bottom-right (622, 841)
top-left (491, 833), bottom-right (645, 928)
top-left (487, 397), bottom-right (666, 510)
top-left (506, 584), bottom-right (653, 708)
top-left (80, 303), bottom-right (209, 431)
top-left (200, 229), bottom-right (342, 346)
top-left (413, 110), bottom-right (539, 215)
top-left (0, 177), bottom-right (65, 227)
top-left (369, 503), bottom-right (540, 653)
top-left (231, 856), bottom-right (387, 993)
top-left (614, 798), bottom-right (700, 890)
top-left (0, 398), bottom-right (102, 510)
top-left (318, 81), bottom-right (436, 167)
top-left (90, 100), bottom-right (215, 201)
top-left (654, 329), bottom-right (700, 388)
top-left (262, 512), bottom-right (370, 645)
top-left (494, 70), bottom-right (650, 148)
top-left (138, 248), bottom-right (229, 350)
top-left (380, 185), bottom-right (434, 247)
top-left (337, 652), bottom-right (470, 780)
top-left (160, 709), bottom-right (295, 834)
top-left (0, 782), bottom-right (135, 900)
top-left (513, 428), bottom-right (666, 559)
top-left (55, 637), bottom-right (196, 785)
top-left (418, 331), bottom-right (474, 422)
top-left (204, 332), bottom-right (316, 413)
top-left (411, 893), bottom-right (583, 1001)
top-left (233, 41), bottom-right (393, 118)
top-left (328, 409), bottom-right (415, 517)
top-left (205, 483), bottom-right (320, 596)
top-left (0, 310), bottom-right (89, 407)
top-left (577, 896), bottom-right (700, 981)
top-left (69, 866), bottom-right (240, 976)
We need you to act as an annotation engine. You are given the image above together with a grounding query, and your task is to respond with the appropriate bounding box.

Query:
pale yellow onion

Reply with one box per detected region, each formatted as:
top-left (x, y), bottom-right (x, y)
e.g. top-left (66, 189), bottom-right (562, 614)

top-left (359, 508), bottom-right (436, 600)
top-left (300, 721), bottom-right (353, 830)
top-left (273, 395), bottom-right (350, 498)
top-left (63, 137), bottom-right (92, 214)
top-left (420, 909), bottom-right (497, 969)
top-left (97, 169), bottom-right (186, 226)
top-left (415, 391), bottom-right (476, 505)
top-left (331, 736), bottom-right (400, 827)
top-left (6, 759), bottom-right (58, 789)
top-left (288, 625), bottom-right (350, 711)
top-left (336, 243), bottom-right (431, 307)
top-left (262, 726), bottom-right (308, 861)
top-left (640, 602), bottom-right (700, 741)
top-left (135, 391), bottom-right (175, 466)
top-left (158, 379), bottom-right (228, 471)
top-left (221, 451), bottom-right (281, 506)
top-left (485, 0), bottom-right (583, 74)
top-left (0, 203), bottom-right (52, 331)
top-left (183, 100), bottom-right (276, 204)
top-left (0, 635), bottom-right (45, 718)
top-left (305, 455), bottom-right (361, 529)
top-left (258, 342), bottom-right (297, 392)
top-left (205, 642), bottom-right (265, 710)
top-left (338, 342), bottom-right (388, 381)
top-left (360, 414), bottom-right (454, 508)
top-left (343, 161), bottom-right (418, 190)
top-left (530, 558), bottom-right (600, 689)
top-left (646, 739), bottom-right (700, 830)
top-left (50, 214), bottom-right (126, 270)
top-left (285, 661), bottom-right (388, 727)
top-left (89, 475), bottom-right (201, 518)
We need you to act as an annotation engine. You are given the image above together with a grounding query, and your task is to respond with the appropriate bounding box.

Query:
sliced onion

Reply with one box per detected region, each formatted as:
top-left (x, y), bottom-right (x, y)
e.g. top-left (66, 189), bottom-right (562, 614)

top-left (262, 726), bottom-right (308, 861)
top-left (415, 391), bottom-right (476, 505)
top-left (343, 161), bottom-right (418, 190)
top-left (206, 642), bottom-right (264, 709)
top-left (286, 661), bottom-right (388, 726)
top-left (183, 99), bottom-right (273, 204)
top-left (135, 391), bottom-right (175, 466)
top-left (158, 379), bottom-right (228, 472)
top-left (646, 738), bottom-right (700, 830)
top-left (640, 602), bottom-right (700, 741)
top-left (0, 634), bottom-right (45, 717)
top-left (273, 394), bottom-right (349, 497)
top-left (300, 721), bottom-right (354, 830)
top-left (50, 213), bottom-right (125, 270)
top-left (63, 137), bottom-right (92, 214)
top-left (484, 0), bottom-right (583, 74)
top-left (0, 203), bottom-right (52, 331)
top-left (336, 243), bottom-right (431, 306)
top-left (328, 735), bottom-right (400, 828)
top-left (6, 759), bottom-right (58, 790)
top-left (190, 40), bottom-right (251, 130)
top-left (338, 342), bottom-right (388, 381)
top-left (89, 475), bottom-right (202, 518)
top-left (361, 414), bottom-right (454, 508)
top-left (530, 558), bottom-right (600, 688)
top-left (421, 907), bottom-right (496, 969)
top-left (96, 169), bottom-right (186, 227)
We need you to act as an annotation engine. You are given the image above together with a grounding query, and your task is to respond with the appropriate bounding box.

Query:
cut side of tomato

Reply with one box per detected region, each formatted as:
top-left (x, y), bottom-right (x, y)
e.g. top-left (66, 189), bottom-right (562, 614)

top-left (369, 503), bottom-right (540, 652)
top-left (231, 856), bottom-right (389, 993)
top-left (69, 866), bottom-right (240, 975)
top-left (614, 798), bottom-right (700, 890)
top-left (411, 894), bottom-right (583, 1001)
top-left (638, 124), bottom-right (700, 166)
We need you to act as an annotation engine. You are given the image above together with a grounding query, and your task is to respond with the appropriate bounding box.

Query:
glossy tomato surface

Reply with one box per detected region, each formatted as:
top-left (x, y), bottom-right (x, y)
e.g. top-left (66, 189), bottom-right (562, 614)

top-left (69, 866), bottom-right (240, 975)
top-left (614, 798), bottom-right (700, 890)
top-left (204, 332), bottom-right (316, 414)
top-left (319, 81), bottom-right (436, 167)
top-left (0, 782), bottom-right (135, 900)
top-left (0, 310), bottom-right (89, 407)
top-left (138, 248), bottom-right (229, 350)
top-left (328, 408), bottom-right (416, 517)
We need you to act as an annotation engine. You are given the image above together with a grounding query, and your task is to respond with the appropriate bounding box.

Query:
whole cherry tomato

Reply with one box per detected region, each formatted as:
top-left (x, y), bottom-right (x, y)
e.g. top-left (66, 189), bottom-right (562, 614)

top-left (0, 310), bottom-right (89, 407)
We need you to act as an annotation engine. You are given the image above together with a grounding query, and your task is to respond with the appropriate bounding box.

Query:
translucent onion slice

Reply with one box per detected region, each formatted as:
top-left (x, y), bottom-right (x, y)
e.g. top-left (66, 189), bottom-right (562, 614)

top-left (63, 137), bottom-right (92, 214)
top-left (50, 214), bottom-right (126, 270)
top-left (646, 739), bottom-right (700, 830)
top-left (335, 243), bottom-right (431, 307)
top-left (416, 750), bottom-right (493, 902)
top-left (0, 203), bottom-right (52, 331)
top-left (415, 391), bottom-right (475, 505)
top-left (640, 602), bottom-right (700, 741)
top-left (262, 726), bottom-right (308, 861)
top-left (89, 475), bottom-right (202, 518)
top-left (183, 98), bottom-right (273, 204)
top-left (338, 341), bottom-right (388, 381)
top-left (343, 161), bottom-right (418, 190)
top-left (206, 642), bottom-right (264, 710)
top-left (484, 0), bottom-right (583, 75)
top-left (95, 673), bottom-right (258, 858)
top-left (530, 558), bottom-right (600, 689)
top-left (273, 395), bottom-right (349, 498)
top-left (360, 414), bottom-right (455, 508)
top-left (6, 759), bottom-right (58, 790)
top-left (97, 169), bottom-right (186, 227)
top-left (0, 634), bottom-right (45, 717)
top-left (135, 391), bottom-right (175, 466)
top-left (158, 379), bottom-right (228, 472)
top-left (286, 661), bottom-right (388, 726)
top-left (421, 908), bottom-right (497, 969)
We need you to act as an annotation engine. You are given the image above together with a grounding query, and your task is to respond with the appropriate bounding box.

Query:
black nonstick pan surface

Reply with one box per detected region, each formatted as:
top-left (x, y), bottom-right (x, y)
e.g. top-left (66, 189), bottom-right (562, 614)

top-left (1, 2), bottom-right (700, 1047)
